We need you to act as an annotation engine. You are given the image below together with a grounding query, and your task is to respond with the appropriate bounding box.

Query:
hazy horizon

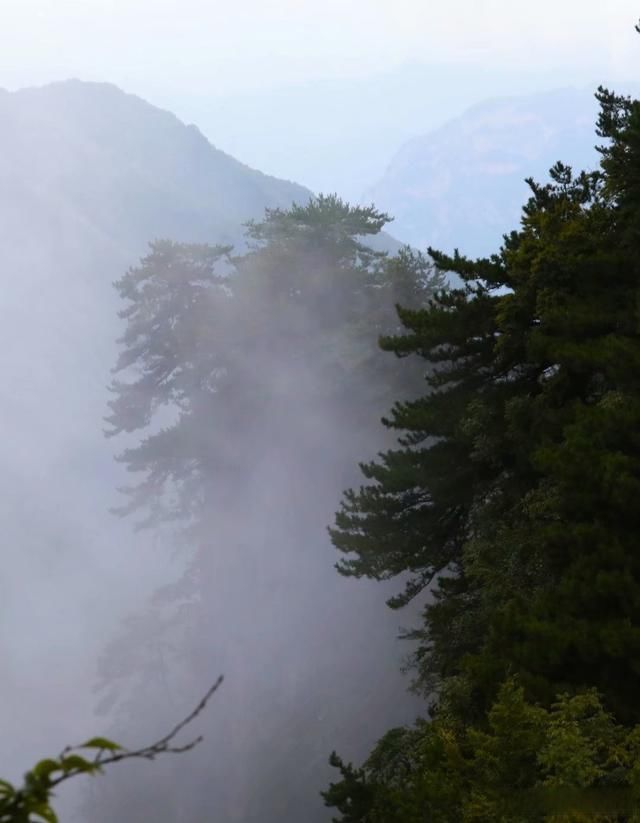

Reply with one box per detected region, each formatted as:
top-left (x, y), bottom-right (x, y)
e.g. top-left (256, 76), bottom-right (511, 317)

top-left (3, 1), bottom-right (640, 95)
top-left (4, 1), bottom-right (640, 197)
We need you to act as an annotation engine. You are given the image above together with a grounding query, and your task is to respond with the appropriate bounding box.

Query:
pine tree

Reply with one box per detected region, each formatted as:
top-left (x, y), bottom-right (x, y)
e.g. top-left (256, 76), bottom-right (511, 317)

top-left (105, 239), bottom-right (234, 529)
top-left (98, 197), bottom-right (443, 823)
top-left (330, 87), bottom-right (640, 726)
top-left (105, 196), bottom-right (418, 528)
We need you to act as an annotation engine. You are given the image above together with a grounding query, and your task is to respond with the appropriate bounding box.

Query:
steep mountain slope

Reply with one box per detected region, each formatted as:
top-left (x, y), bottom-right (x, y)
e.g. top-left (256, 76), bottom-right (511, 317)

top-left (0, 78), bottom-right (310, 784)
top-left (365, 87), bottom-right (607, 257)
top-left (0, 79), bottom-right (310, 254)
top-left (0, 81), bottom-right (416, 823)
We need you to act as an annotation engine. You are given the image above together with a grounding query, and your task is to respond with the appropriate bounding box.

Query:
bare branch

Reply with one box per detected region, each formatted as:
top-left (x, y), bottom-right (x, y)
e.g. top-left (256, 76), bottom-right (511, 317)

top-left (49, 675), bottom-right (224, 789)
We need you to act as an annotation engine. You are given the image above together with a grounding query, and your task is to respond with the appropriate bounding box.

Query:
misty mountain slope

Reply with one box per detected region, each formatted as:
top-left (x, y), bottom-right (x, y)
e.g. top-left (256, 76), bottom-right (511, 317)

top-left (0, 80), bottom-right (309, 787)
top-left (0, 80), bottom-right (311, 253)
top-left (171, 63), bottom-right (607, 200)
top-left (365, 87), bottom-right (610, 257)
top-left (0, 79), bottom-right (314, 521)
top-left (0, 81), bottom-right (417, 823)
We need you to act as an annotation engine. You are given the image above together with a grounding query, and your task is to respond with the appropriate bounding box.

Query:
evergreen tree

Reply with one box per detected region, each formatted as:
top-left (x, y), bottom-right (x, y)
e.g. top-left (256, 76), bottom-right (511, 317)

top-left (330, 87), bottom-right (640, 726)
top-left (105, 239), bottom-right (234, 529)
top-left (97, 196), bottom-right (442, 823)
top-left (324, 680), bottom-right (640, 822)
top-left (105, 196), bottom-right (429, 528)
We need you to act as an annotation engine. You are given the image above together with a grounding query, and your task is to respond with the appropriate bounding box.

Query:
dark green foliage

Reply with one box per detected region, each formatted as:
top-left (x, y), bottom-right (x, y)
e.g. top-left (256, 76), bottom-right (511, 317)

top-left (325, 681), bottom-right (640, 822)
top-left (0, 741), bottom-right (116, 823)
top-left (331, 88), bottom-right (640, 721)
top-left (327, 85), bottom-right (640, 819)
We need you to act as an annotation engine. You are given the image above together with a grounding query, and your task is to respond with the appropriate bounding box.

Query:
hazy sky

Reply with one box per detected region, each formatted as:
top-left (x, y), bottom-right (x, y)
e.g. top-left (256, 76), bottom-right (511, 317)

top-left (2, 0), bottom-right (640, 97)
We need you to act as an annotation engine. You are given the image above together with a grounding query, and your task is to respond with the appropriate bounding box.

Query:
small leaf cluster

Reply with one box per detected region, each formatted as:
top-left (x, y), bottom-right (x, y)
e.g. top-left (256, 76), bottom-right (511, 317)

top-left (0, 677), bottom-right (221, 823)
top-left (0, 738), bottom-right (120, 823)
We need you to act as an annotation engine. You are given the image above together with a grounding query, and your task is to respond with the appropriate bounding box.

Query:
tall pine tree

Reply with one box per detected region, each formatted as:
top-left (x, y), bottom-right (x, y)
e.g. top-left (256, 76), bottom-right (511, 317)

top-left (97, 196), bottom-right (442, 823)
top-left (326, 81), bottom-right (640, 823)
top-left (331, 86), bottom-right (640, 725)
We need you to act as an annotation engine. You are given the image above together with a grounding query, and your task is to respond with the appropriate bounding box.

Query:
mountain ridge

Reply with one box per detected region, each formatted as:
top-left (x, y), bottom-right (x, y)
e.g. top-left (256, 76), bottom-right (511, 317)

top-left (364, 85), bottom-right (633, 257)
top-left (0, 78), bottom-right (317, 781)
top-left (0, 78), bottom-right (312, 256)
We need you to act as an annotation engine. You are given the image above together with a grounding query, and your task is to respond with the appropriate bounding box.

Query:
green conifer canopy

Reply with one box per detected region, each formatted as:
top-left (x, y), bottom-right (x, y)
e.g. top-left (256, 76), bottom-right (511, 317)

top-left (331, 87), bottom-right (640, 723)
top-left (325, 83), bottom-right (640, 823)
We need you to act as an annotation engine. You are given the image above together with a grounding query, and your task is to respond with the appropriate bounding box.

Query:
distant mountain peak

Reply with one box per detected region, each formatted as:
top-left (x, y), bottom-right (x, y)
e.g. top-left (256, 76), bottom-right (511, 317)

top-left (364, 86), bottom-right (612, 257)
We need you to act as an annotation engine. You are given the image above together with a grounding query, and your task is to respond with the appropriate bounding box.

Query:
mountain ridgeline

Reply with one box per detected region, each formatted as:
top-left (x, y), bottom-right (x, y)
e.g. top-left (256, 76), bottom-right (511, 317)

top-left (0, 80), bottom-right (311, 253)
top-left (366, 87), bottom-right (610, 257)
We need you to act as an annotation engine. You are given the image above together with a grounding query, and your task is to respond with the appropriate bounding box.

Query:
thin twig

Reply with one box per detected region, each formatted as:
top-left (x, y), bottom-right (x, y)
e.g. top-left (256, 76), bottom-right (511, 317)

top-left (48, 675), bottom-right (224, 789)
